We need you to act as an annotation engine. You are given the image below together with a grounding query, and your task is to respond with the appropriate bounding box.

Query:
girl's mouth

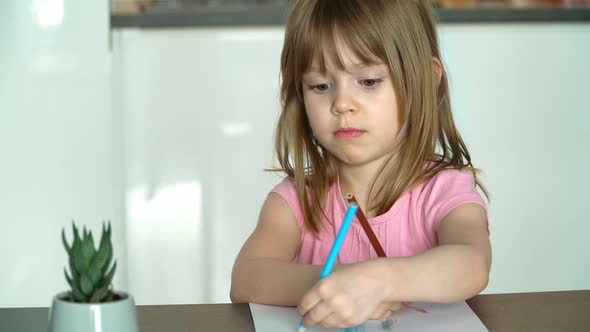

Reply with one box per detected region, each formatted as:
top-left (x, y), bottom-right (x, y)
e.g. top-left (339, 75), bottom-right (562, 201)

top-left (335, 128), bottom-right (365, 139)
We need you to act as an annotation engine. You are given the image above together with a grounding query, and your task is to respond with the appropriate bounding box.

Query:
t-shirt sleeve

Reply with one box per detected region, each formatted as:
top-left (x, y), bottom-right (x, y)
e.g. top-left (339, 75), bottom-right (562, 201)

top-left (421, 169), bottom-right (489, 244)
top-left (270, 178), bottom-right (305, 232)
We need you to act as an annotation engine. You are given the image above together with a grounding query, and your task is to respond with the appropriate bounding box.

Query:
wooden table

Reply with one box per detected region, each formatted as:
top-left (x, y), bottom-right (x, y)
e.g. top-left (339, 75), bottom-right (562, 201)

top-left (1, 290), bottom-right (589, 331)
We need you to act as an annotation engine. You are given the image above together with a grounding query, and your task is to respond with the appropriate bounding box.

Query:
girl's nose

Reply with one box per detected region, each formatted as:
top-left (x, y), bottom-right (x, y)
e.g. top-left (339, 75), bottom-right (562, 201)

top-left (331, 89), bottom-right (358, 115)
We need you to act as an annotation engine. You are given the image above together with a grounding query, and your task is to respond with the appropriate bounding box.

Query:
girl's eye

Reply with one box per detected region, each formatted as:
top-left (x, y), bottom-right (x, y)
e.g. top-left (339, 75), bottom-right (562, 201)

top-left (360, 79), bottom-right (382, 87)
top-left (312, 82), bottom-right (332, 92)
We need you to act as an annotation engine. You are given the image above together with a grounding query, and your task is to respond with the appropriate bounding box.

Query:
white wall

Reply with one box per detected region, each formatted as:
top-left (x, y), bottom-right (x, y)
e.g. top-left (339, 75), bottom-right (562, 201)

top-left (0, 0), bottom-right (126, 307)
top-left (112, 28), bottom-right (284, 304)
top-left (112, 23), bottom-right (590, 304)
top-left (439, 24), bottom-right (590, 293)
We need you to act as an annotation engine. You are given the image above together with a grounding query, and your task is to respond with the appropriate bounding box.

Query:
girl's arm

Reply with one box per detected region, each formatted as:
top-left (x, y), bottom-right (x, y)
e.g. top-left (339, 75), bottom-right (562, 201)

top-left (382, 202), bottom-right (491, 302)
top-left (297, 202), bottom-right (491, 328)
top-left (230, 193), bottom-right (323, 305)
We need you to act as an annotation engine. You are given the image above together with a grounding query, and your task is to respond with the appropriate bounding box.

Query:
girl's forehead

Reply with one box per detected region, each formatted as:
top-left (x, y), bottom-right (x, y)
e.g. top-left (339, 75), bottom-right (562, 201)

top-left (303, 30), bottom-right (385, 74)
top-left (295, 24), bottom-right (386, 74)
top-left (305, 61), bottom-right (386, 75)
top-left (305, 51), bottom-right (385, 74)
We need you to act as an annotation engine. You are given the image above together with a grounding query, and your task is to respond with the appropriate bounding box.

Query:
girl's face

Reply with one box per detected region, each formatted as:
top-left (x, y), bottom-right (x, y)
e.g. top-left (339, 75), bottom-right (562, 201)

top-left (301, 43), bottom-right (401, 169)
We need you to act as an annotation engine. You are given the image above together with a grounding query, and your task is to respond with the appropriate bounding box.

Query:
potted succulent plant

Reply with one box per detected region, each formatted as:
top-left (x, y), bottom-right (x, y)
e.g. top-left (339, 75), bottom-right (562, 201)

top-left (48, 221), bottom-right (139, 332)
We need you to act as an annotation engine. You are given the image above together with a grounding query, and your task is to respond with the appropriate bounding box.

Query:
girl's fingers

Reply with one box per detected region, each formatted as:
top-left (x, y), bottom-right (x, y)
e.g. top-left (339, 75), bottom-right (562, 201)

top-left (371, 309), bottom-right (392, 320)
top-left (297, 290), bottom-right (322, 316)
top-left (302, 302), bottom-right (333, 328)
top-left (370, 307), bottom-right (387, 320)
top-left (317, 311), bottom-right (360, 329)
top-left (370, 302), bottom-right (396, 320)
top-left (380, 310), bottom-right (393, 320)
top-left (389, 302), bottom-right (402, 311)
top-left (316, 312), bottom-right (341, 328)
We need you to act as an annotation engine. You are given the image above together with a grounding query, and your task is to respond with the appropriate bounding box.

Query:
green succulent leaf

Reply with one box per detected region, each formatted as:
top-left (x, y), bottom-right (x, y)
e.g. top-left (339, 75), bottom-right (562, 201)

top-left (70, 285), bottom-right (87, 302)
top-left (88, 232), bottom-right (96, 253)
top-left (73, 245), bottom-right (89, 274)
top-left (87, 259), bottom-right (103, 286)
top-left (90, 283), bottom-right (111, 303)
top-left (80, 233), bottom-right (95, 265)
top-left (72, 222), bottom-right (81, 246)
top-left (61, 228), bottom-right (71, 255)
top-left (72, 270), bottom-right (80, 289)
top-left (93, 232), bottom-right (112, 272)
top-left (102, 243), bottom-right (113, 275)
top-left (102, 261), bottom-right (117, 288)
top-left (80, 273), bottom-right (94, 296)
top-left (64, 268), bottom-right (73, 289)
top-left (71, 223), bottom-right (88, 274)
top-left (106, 222), bottom-right (112, 240)
top-left (68, 252), bottom-right (79, 281)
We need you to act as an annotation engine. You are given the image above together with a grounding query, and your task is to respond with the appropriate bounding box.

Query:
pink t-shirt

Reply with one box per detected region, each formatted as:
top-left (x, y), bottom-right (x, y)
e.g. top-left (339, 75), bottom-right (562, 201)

top-left (271, 169), bottom-right (487, 265)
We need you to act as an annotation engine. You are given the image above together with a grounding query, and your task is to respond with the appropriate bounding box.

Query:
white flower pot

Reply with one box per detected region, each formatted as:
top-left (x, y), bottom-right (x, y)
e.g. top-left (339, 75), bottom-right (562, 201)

top-left (48, 291), bottom-right (139, 332)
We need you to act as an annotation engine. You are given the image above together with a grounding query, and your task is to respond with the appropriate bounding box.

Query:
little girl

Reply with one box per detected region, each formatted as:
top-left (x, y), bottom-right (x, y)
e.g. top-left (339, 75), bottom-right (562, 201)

top-left (230, 0), bottom-right (491, 329)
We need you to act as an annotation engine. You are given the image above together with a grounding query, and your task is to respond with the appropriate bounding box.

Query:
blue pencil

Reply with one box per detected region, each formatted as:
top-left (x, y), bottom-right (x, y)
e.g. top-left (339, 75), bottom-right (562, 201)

top-left (298, 202), bottom-right (359, 332)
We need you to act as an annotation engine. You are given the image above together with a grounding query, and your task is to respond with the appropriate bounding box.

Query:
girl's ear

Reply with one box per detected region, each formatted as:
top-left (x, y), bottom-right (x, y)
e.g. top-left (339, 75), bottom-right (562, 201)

top-left (432, 57), bottom-right (443, 86)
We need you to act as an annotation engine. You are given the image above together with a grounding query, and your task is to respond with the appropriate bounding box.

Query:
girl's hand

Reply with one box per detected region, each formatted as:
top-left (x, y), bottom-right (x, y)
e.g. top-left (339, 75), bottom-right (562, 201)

top-left (369, 301), bottom-right (402, 320)
top-left (297, 260), bottom-right (394, 328)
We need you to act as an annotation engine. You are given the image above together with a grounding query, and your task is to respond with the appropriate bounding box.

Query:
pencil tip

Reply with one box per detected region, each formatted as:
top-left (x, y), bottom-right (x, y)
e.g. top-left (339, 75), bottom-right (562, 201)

top-left (298, 321), bottom-right (306, 332)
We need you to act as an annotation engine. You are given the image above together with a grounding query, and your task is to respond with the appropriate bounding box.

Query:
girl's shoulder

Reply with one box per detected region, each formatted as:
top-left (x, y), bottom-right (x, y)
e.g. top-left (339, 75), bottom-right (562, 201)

top-left (413, 167), bottom-right (486, 210)
top-left (271, 176), bottom-right (297, 199)
top-left (269, 177), bottom-right (304, 226)
top-left (270, 175), bottom-right (331, 198)
top-left (269, 176), bottom-right (338, 227)
top-left (414, 167), bottom-right (486, 222)
top-left (419, 168), bottom-right (477, 192)
top-left (406, 168), bottom-right (488, 246)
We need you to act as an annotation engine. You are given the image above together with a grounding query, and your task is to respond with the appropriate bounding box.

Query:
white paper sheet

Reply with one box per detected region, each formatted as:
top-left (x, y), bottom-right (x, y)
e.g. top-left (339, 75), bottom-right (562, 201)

top-left (249, 301), bottom-right (488, 332)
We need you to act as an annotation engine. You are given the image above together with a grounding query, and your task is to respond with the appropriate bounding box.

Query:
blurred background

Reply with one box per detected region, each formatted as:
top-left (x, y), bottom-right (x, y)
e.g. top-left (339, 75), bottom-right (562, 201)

top-left (112, 0), bottom-right (590, 14)
top-left (1, 0), bottom-right (589, 308)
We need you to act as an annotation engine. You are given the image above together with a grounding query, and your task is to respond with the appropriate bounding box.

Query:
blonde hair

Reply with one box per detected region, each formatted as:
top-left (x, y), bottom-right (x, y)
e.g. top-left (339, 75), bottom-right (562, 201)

top-left (273, 0), bottom-right (487, 233)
